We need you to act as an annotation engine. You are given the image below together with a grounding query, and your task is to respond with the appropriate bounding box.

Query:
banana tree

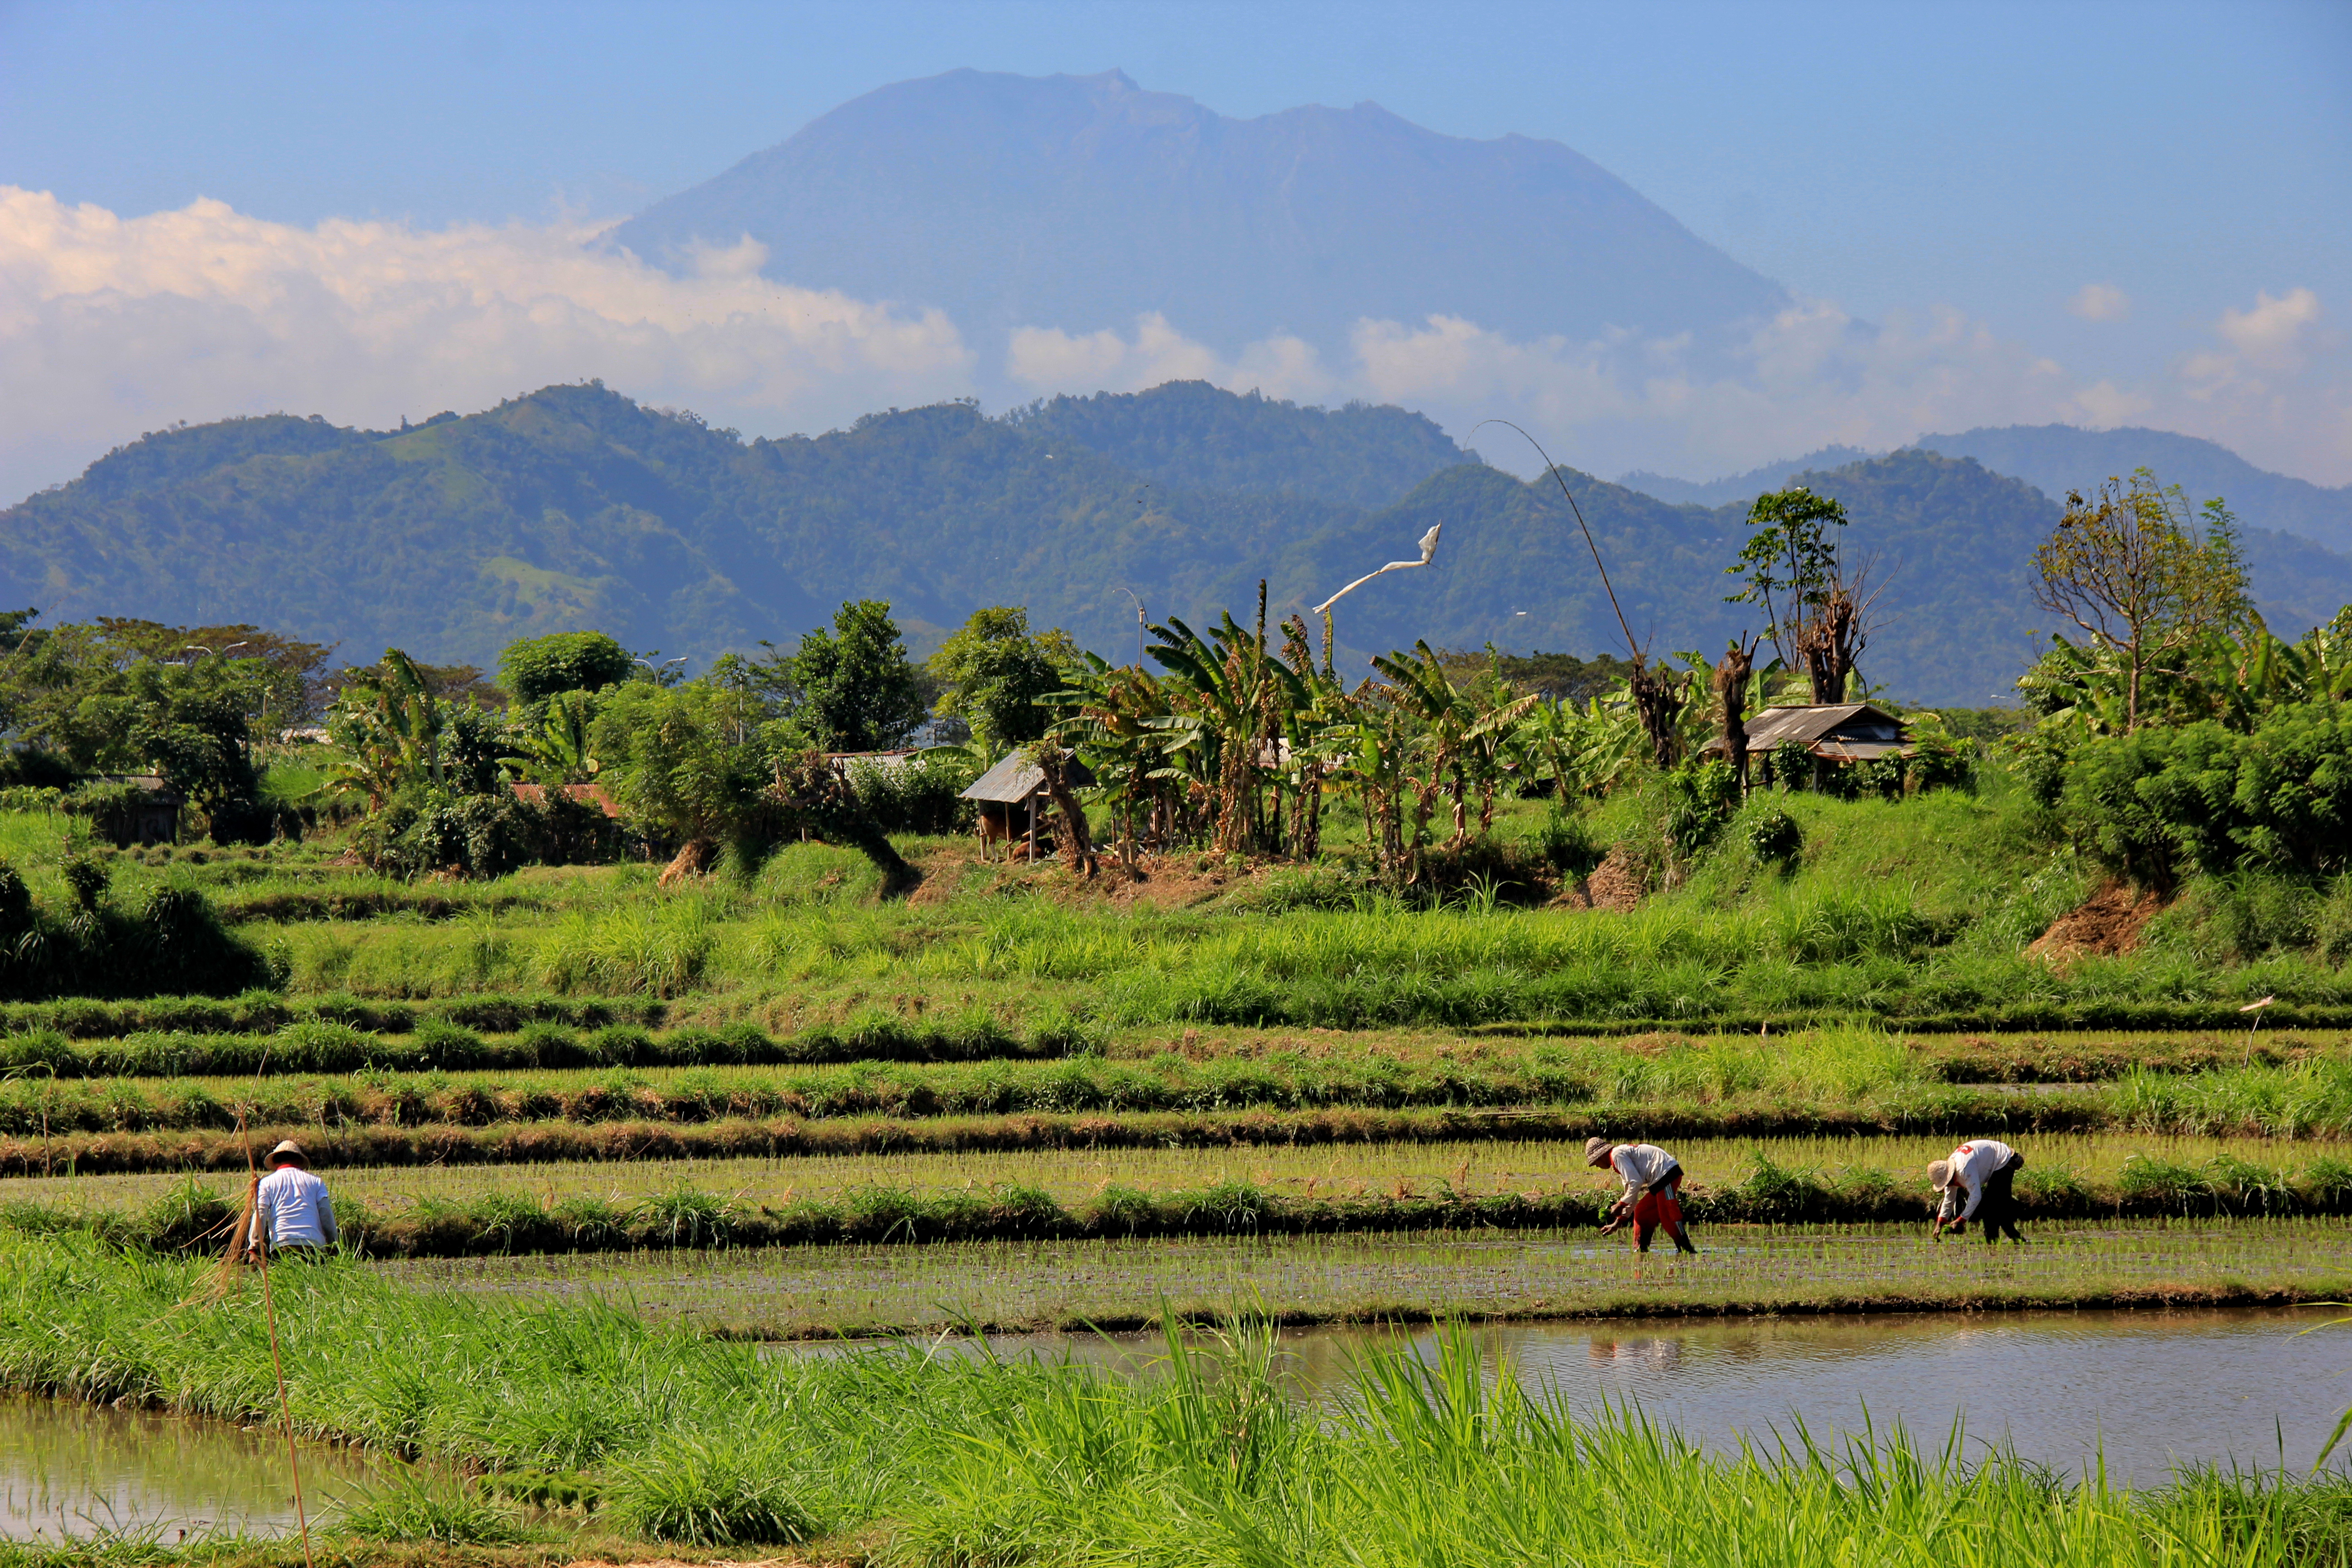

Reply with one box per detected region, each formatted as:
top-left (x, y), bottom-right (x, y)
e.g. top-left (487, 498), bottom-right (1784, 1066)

top-left (1049, 653), bottom-right (1177, 867)
top-left (324, 649), bottom-right (446, 808)
top-left (1146, 593), bottom-right (1309, 857)
top-left (501, 690), bottom-right (599, 784)
top-left (1372, 642), bottom-right (1538, 852)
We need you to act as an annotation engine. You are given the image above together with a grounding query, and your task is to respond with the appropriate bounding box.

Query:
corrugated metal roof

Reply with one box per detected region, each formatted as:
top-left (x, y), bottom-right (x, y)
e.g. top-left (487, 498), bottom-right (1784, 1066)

top-left (1701, 703), bottom-right (1911, 762)
top-left (960, 750), bottom-right (1096, 803)
top-left (1738, 703), bottom-right (1906, 746)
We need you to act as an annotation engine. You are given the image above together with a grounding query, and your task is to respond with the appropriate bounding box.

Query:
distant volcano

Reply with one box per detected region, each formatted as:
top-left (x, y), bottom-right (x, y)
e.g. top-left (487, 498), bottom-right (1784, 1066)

top-left (607, 68), bottom-right (1789, 368)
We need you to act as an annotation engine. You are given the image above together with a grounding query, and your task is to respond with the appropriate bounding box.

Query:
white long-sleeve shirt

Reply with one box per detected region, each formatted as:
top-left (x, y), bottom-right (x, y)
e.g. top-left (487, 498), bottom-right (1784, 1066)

top-left (248, 1166), bottom-right (338, 1250)
top-left (1608, 1144), bottom-right (1679, 1199)
top-left (1945, 1139), bottom-right (2016, 1220)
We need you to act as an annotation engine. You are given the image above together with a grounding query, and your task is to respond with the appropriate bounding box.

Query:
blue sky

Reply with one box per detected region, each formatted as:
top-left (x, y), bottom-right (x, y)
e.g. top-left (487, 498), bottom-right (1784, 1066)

top-left (1, 0), bottom-right (2346, 491)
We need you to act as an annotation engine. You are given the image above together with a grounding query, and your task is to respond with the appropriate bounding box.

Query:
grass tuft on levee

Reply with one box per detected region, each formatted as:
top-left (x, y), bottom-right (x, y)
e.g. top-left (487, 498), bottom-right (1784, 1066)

top-left (0, 1234), bottom-right (2347, 1565)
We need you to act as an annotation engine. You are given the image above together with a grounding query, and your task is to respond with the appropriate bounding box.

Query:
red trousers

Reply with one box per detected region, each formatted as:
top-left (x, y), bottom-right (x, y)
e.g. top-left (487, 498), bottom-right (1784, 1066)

top-left (1630, 1172), bottom-right (1690, 1252)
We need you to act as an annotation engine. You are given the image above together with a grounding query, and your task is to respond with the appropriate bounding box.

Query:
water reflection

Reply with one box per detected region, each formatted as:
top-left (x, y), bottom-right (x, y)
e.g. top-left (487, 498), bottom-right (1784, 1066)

top-left (0, 1395), bottom-right (391, 1542)
top-left (843, 1307), bottom-right (2350, 1488)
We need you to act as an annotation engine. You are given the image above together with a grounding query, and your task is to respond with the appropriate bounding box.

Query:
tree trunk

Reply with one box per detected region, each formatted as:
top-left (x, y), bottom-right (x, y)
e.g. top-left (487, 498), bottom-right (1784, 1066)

top-left (1628, 657), bottom-right (1686, 769)
top-left (659, 836), bottom-right (716, 886)
top-left (1035, 749), bottom-right (1099, 878)
top-left (1714, 639), bottom-right (1757, 794)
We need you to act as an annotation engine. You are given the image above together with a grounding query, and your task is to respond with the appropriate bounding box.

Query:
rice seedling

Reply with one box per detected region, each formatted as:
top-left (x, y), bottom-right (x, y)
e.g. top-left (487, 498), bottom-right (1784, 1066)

top-left (14, 1133), bottom-right (2352, 1265)
top-left (375, 1217), bottom-right (2352, 1338)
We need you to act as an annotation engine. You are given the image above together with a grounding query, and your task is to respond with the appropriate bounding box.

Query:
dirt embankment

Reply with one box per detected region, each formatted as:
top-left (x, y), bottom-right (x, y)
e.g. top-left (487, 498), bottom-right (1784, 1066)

top-left (1556, 844), bottom-right (1646, 912)
top-left (2029, 881), bottom-right (2165, 965)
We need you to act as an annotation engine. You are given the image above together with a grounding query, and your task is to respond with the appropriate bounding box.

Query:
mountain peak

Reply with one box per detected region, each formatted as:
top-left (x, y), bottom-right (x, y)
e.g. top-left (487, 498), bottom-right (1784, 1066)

top-left (608, 69), bottom-right (1786, 368)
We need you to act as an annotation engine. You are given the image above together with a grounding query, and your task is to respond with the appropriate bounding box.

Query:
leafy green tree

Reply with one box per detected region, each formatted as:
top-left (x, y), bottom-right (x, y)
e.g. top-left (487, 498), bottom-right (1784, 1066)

top-left (927, 607), bottom-right (1079, 755)
top-left (499, 631), bottom-right (633, 705)
top-left (1725, 488), bottom-right (1877, 703)
top-left (789, 600), bottom-right (925, 752)
top-left (588, 680), bottom-right (772, 870)
top-left (2032, 470), bottom-right (2252, 731)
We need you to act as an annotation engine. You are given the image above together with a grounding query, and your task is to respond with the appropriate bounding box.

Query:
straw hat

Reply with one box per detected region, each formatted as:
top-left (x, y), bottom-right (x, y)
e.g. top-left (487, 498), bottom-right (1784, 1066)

top-left (266, 1139), bottom-right (309, 1169)
top-left (1926, 1159), bottom-right (1952, 1189)
top-left (1584, 1137), bottom-right (1614, 1167)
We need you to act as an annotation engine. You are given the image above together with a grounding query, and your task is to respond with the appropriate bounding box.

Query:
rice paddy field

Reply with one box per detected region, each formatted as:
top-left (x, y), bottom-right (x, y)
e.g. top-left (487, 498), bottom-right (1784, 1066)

top-left (384, 1217), bottom-right (2352, 1338)
top-left (5, 1131), bottom-right (2338, 1217)
top-left (6, 782), bottom-right (2352, 1563)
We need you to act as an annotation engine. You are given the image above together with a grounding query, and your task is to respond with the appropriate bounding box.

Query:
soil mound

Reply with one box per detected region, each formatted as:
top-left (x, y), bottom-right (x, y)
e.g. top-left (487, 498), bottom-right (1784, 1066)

top-left (2028, 880), bottom-right (2164, 963)
top-left (1559, 844), bottom-right (1646, 912)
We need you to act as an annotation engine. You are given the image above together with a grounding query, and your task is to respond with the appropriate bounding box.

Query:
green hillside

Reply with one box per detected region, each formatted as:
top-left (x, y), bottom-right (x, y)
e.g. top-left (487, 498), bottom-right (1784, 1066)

top-left (3, 382), bottom-right (2343, 703)
top-left (1005, 380), bottom-right (1470, 508)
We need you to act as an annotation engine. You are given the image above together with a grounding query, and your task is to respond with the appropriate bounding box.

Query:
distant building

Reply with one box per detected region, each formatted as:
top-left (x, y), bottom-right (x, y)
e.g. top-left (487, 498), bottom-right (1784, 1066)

top-left (1701, 702), bottom-right (1912, 768)
top-left (78, 774), bottom-right (184, 846)
top-left (960, 750), bottom-right (1095, 859)
top-left (509, 782), bottom-right (622, 818)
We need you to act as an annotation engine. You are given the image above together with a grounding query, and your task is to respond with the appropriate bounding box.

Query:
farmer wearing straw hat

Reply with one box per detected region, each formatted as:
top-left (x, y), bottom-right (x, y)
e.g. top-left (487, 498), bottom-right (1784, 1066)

top-left (1928, 1138), bottom-right (2026, 1244)
top-left (245, 1140), bottom-right (338, 1258)
top-left (1587, 1137), bottom-right (1697, 1254)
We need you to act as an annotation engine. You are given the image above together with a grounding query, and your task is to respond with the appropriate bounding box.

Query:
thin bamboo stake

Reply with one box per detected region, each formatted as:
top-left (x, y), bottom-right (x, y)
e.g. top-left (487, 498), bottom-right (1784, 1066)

top-left (244, 1117), bottom-right (316, 1568)
top-left (182, 1076), bottom-right (316, 1568)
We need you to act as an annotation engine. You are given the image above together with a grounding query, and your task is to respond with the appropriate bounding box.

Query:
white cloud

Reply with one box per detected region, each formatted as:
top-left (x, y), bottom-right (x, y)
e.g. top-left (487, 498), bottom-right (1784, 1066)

top-left (2067, 379), bottom-right (2154, 427)
top-left (1007, 312), bottom-right (1336, 403)
top-left (0, 187), bottom-right (976, 500)
top-left (2068, 282), bottom-right (2131, 322)
top-left (1004, 290), bottom-right (2352, 488)
top-left (2214, 286), bottom-right (2321, 364)
top-left (1341, 300), bottom-right (2082, 480)
top-left (7, 186), bottom-right (2348, 503)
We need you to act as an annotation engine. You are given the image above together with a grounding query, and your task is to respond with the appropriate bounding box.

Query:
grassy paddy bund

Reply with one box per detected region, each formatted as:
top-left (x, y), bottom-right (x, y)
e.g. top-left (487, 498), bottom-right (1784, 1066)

top-left (7, 784), bottom-right (2352, 1564)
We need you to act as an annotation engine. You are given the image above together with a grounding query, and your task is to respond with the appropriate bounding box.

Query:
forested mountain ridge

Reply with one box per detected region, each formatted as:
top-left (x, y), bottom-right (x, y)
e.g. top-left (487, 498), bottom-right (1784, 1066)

top-left (1622, 424), bottom-right (2352, 555)
top-left (1006, 382), bottom-right (1470, 508)
top-left (4, 382), bottom-right (2346, 705)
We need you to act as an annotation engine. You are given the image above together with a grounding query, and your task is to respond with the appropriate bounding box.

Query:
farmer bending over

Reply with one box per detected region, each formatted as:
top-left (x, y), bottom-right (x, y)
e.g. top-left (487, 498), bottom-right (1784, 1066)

top-left (1588, 1137), bottom-right (1697, 1254)
top-left (246, 1140), bottom-right (338, 1258)
top-left (1929, 1138), bottom-right (2026, 1244)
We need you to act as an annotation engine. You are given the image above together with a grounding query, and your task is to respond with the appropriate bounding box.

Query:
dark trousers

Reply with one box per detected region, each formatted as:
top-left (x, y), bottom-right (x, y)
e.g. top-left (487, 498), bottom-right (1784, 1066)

top-left (1976, 1153), bottom-right (2026, 1244)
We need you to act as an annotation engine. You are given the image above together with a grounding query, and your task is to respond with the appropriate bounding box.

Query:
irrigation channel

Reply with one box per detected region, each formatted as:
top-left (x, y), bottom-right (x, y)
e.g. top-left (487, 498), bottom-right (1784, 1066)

top-left (5, 1306), bottom-right (2346, 1539)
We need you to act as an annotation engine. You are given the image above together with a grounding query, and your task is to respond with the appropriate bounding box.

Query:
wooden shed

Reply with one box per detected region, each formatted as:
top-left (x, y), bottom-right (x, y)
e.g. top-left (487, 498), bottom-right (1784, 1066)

top-left (80, 774), bottom-right (184, 846)
top-left (960, 750), bottom-right (1095, 860)
top-left (1702, 702), bottom-right (1912, 779)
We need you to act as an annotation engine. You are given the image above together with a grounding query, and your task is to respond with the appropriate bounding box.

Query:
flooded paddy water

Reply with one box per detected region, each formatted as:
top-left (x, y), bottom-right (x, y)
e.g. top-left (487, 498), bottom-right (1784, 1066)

top-left (0, 1394), bottom-right (395, 1542)
top-left (1070, 1307), bottom-right (2352, 1487)
top-left (7, 1223), bottom-right (2349, 1535)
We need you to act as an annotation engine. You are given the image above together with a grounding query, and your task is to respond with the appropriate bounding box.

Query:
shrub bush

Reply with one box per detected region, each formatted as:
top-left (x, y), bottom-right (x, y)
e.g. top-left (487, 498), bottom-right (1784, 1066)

top-left (2061, 699), bottom-right (2352, 888)
top-left (1746, 807), bottom-right (1803, 865)
top-left (846, 752), bottom-right (974, 834)
top-left (0, 859), bottom-right (274, 1001)
top-left (1665, 760), bottom-right (1740, 857)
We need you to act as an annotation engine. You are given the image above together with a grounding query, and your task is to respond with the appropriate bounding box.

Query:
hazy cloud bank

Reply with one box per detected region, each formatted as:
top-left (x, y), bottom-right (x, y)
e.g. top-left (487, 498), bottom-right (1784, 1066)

top-left (0, 188), bottom-right (974, 501)
top-left (4, 188), bottom-right (2345, 504)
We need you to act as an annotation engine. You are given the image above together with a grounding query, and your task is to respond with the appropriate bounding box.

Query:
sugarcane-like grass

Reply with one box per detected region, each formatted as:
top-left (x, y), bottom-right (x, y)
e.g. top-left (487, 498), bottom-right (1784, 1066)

top-left (0, 1232), bottom-right (2346, 1564)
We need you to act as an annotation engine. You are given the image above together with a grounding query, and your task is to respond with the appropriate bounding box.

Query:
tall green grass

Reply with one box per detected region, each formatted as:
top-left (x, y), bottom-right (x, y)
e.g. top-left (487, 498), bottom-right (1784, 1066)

top-left (0, 1238), bottom-right (2343, 1562)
